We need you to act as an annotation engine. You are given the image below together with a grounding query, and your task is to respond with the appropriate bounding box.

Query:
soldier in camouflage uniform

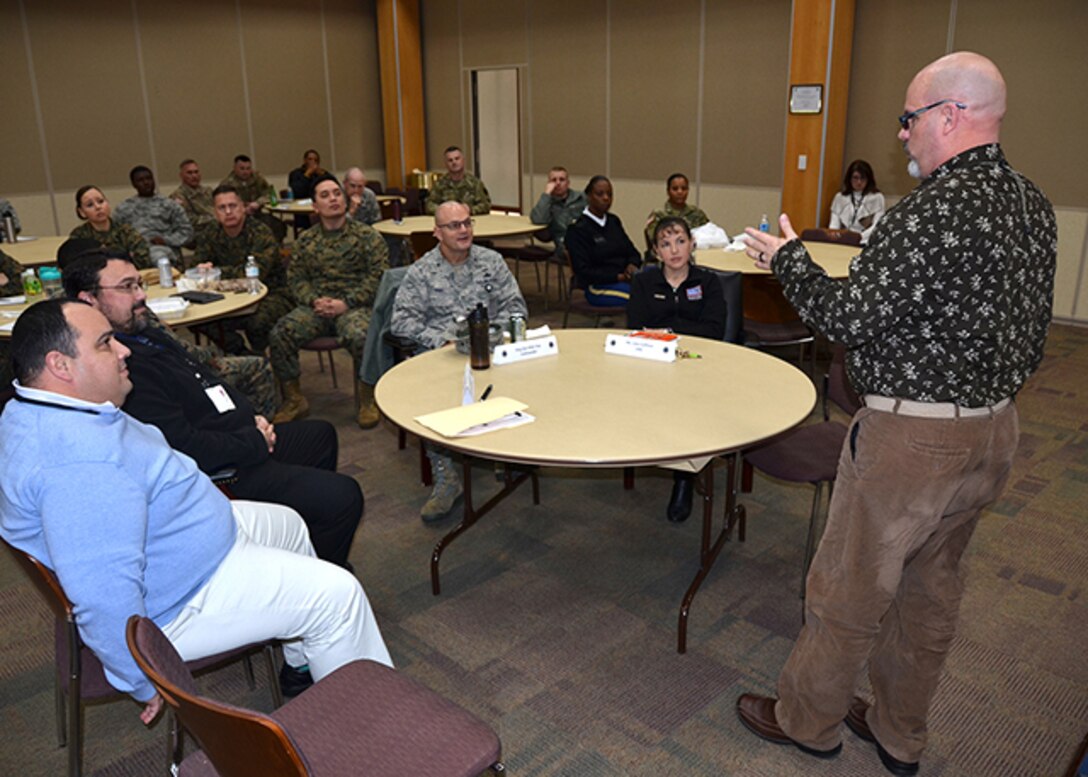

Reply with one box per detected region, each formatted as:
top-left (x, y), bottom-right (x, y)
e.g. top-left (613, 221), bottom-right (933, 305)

top-left (424, 146), bottom-right (492, 215)
top-left (529, 166), bottom-right (588, 256)
top-left (643, 173), bottom-right (710, 250)
top-left (169, 159), bottom-right (217, 232)
top-left (194, 186), bottom-right (293, 353)
top-left (0, 248), bottom-right (25, 386)
top-left (69, 185), bottom-right (153, 269)
top-left (391, 202), bottom-right (528, 521)
top-left (115, 166), bottom-right (194, 266)
top-left (220, 153), bottom-right (285, 242)
top-left (270, 175), bottom-right (389, 427)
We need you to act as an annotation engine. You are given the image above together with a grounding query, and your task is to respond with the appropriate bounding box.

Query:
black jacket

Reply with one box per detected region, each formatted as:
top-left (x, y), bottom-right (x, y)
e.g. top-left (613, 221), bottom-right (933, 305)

top-left (626, 265), bottom-right (726, 340)
top-left (118, 327), bottom-right (268, 474)
top-left (565, 213), bottom-right (641, 286)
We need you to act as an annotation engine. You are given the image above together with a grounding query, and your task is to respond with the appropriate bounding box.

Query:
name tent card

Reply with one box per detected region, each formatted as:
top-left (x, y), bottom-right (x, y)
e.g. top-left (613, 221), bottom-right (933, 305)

top-left (492, 335), bottom-right (559, 366)
top-left (604, 334), bottom-right (677, 362)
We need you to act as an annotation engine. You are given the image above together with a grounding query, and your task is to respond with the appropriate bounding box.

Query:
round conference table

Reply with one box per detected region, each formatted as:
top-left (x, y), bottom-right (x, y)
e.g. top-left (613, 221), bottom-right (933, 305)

top-left (0, 282), bottom-right (265, 340)
top-left (267, 194), bottom-right (405, 216)
top-left (3, 236), bottom-right (68, 267)
top-left (376, 328), bottom-right (815, 651)
top-left (372, 213), bottom-right (540, 239)
top-left (695, 240), bottom-right (859, 278)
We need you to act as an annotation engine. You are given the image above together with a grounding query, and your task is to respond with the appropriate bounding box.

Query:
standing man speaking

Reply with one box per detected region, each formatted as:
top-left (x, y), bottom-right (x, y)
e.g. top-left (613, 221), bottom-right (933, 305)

top-left (737, 52), bottom-right (1056, 776)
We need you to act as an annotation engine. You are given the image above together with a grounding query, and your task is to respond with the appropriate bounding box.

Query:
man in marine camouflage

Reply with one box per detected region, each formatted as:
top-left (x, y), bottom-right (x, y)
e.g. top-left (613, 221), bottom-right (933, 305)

top-left (220, 154), bottom-right (284, 241)
top-left (194, 185), bottom-right (293, 353)
top-left (169, 159), bottom-right (216, 232)
top-left (424, 146), bottom-right (492, 215)
top-left (390, 201), bottom-right (527, 521)
top-left (270, 175), bottom-right (389, 428)
top-left (0, 248), bottom-right (26, 386)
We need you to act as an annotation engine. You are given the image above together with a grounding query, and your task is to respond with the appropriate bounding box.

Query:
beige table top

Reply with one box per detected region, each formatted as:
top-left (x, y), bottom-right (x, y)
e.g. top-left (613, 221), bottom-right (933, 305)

top-left (695, 241), bottom-right (859, 278)
top-left (3, 236), bottom-right (68, 267)
top-left (267, 200), bottom-right (315, 214)
top-left (0, 283), bottom-right (264, 340)
top-left (372, 213), bottom-right (539, 239)
top-left (268, 194), bottom-right (406, 215)
top-left (376, 329), bottom-right (815, 468)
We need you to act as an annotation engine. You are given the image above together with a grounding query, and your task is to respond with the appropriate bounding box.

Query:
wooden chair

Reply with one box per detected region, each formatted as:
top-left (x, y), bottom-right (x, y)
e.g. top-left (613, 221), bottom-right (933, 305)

top-left (561, 250), bottom-right (625, 328)
top-left (0, 539), bottom-right (281, 777)
top-left (497, 228), bottom-right (559, 310)
top-left (740, 345), bottom-right (862, 609)
top-left (127, 615), bottom-right (504, 777)
top-left (800, 227), bottom-right (862, 247)
top-left (742, 273), bottom-right (817, 379)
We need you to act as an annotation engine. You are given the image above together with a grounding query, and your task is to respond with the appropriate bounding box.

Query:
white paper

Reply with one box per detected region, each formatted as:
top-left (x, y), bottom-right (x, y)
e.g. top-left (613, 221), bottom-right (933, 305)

top-left (604, 333), bottom-right (677, 362)
top-left (0, 295), bottom-right (26, 305)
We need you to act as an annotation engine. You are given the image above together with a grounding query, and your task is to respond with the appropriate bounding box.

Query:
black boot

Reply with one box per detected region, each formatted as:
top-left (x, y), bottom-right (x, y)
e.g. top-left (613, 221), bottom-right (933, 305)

top-left (279, 662), bottom-right (314, 698)
top-left (666, 472), bottom-right (695, 522)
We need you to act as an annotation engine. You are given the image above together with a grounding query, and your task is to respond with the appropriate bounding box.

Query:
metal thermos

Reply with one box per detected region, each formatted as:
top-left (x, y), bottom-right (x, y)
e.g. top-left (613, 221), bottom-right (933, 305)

top-left (3, 216), bottom-right (15, 243)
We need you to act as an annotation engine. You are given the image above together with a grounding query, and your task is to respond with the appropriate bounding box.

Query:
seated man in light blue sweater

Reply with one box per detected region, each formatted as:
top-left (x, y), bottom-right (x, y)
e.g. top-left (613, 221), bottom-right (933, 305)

top-left (0, 299), bottom-right (391, 723)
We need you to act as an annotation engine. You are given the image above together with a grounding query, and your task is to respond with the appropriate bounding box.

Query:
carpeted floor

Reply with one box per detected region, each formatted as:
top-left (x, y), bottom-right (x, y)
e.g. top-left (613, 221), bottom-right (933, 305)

top-left (1, 269), bottom-right (1086, 776)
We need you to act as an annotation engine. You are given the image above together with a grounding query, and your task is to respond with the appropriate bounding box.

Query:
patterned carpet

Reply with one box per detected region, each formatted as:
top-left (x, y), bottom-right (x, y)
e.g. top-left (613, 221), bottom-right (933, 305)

top-left (1, 274), bottom-right (1086, 775)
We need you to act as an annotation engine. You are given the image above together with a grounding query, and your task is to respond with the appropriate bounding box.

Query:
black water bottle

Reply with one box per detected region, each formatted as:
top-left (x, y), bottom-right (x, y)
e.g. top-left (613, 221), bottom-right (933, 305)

top-left (468, 303), bottom-right (490, 370)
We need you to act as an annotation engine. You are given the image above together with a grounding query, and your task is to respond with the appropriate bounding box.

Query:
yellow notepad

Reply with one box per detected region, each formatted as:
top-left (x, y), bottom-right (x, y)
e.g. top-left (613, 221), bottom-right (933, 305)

top-left (415, 397), bottom-right (531, 438)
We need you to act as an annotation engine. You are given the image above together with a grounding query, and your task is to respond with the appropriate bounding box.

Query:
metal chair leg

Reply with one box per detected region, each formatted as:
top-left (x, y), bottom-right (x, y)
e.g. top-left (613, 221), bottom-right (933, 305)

top-left (801, 481), bottom-right (828, 607)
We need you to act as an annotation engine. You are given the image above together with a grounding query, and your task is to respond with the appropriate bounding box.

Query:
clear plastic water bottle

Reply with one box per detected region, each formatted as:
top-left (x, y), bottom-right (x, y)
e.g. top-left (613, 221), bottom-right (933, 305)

top-left (759, 214), bottom-right (770, 233)
top-left (158, 255), bottom-right (174, 288)
top-left (245, 255), bottom-right (260, 294)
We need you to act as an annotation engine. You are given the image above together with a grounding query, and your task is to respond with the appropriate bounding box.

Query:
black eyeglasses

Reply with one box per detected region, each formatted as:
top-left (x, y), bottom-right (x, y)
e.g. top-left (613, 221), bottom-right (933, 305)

top-left (97, 278), bottom-right (146, 294)
top-left (897, 99), bottom-right (967, 131)
top-left (436, 218), bottom-right (474, 231)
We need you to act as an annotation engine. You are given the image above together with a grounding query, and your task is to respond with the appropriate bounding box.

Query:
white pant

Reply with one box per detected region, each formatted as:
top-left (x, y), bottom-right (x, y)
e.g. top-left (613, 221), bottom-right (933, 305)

top-left (162, 500), bottom-right (391, 679)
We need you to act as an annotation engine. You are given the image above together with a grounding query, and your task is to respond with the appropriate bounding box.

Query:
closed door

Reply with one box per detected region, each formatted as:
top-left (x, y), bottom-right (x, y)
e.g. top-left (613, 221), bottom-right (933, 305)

top-left (472, 68), bottom-right (521, 210)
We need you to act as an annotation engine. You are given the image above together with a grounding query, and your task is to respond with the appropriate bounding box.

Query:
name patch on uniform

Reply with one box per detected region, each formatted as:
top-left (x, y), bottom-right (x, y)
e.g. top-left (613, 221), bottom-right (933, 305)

top-left (685, 285), bottom-right (703, 301)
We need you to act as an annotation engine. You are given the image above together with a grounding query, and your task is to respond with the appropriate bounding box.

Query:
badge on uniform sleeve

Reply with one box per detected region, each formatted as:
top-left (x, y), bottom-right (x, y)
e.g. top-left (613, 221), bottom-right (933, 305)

top-left (686, 285), bottom-right (703, 301)
top-left (205, 385), bottom-right (236, 413)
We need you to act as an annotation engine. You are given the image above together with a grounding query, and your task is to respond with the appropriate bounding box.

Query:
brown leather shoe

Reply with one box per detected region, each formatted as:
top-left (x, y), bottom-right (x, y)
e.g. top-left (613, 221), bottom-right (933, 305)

top-left (843, 696), bottom-right (919, 776)
top-left (736, 694), bottom-right (842, 759)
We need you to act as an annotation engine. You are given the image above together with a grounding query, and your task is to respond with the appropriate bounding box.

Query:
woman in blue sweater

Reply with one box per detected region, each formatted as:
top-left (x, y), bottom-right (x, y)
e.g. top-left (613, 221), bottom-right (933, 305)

top-left (564, 175), bottom-right (641, 306)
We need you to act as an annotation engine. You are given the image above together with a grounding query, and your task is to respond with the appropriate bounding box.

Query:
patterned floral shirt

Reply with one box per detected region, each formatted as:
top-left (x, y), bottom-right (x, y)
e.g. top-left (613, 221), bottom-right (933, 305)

top-left (773, 144), bottom-right (1056, 407)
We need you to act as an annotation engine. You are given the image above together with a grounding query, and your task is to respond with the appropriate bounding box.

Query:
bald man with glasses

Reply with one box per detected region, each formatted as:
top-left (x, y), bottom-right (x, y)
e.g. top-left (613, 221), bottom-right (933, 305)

top-left (738, 52), bottom-right (1056, 776)
top-left (390, 201), bottom-right (527, 521)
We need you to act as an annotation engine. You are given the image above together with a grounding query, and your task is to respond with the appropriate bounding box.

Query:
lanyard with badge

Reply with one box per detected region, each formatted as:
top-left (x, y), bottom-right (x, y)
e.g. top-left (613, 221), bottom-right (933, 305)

top-left (118, 333), bottom-right (237, 414)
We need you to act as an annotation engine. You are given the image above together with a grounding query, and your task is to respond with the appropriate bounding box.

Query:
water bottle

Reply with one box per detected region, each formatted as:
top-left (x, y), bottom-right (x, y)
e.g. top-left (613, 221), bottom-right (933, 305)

top-left (268, 186), bottom-right (279, 207)
top-left (468, 303), bottom-right (490, 370)
top-left (22, 269), bottom-right (43, 301)
top-left (39, 266), bottom-right (63, 299)
top-left (245, 255), bottom-right (260, 294)
top-left (759, 214), bottom-right (770, 233)
top-left (158, 255), bottom-right (174, 288)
